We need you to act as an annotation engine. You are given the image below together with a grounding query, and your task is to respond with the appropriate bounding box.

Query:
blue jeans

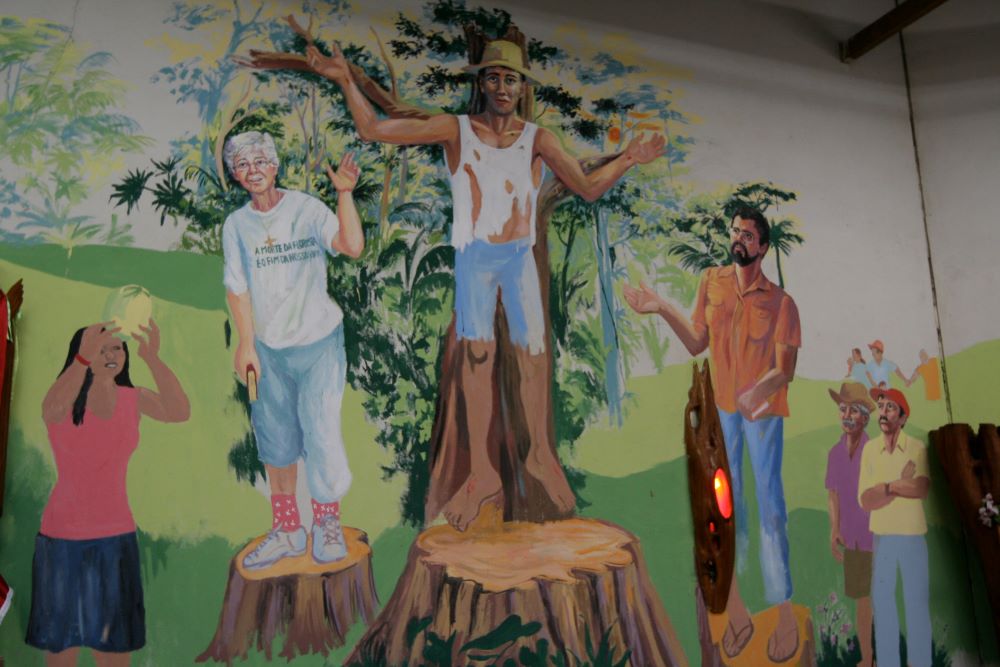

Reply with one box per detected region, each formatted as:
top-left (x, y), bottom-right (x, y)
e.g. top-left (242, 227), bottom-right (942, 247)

top-left (253, 325), bottom-right (352, 503)
top-left (872, 534), bottom-right (932, 667)
top-left (718, 408), bottom-right (792, 604)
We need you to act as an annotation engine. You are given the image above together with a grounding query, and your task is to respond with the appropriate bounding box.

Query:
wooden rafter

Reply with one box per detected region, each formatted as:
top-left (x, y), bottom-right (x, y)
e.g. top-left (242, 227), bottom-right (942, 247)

top-left (840, 0), bottom-right (951, 62)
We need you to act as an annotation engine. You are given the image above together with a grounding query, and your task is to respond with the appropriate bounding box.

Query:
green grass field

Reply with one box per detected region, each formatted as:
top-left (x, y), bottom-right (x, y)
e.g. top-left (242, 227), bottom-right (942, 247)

top-left (0, 245), bottom-right (995, 665)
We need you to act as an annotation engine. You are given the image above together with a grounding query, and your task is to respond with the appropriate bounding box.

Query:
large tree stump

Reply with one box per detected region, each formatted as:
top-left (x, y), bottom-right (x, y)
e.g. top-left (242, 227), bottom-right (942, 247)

top-left (698, 592), bottom-right (816, 667)
top-left (346, 518), bottom-right (687, 666)
top-left (197, 527), bottom-right (378, 664)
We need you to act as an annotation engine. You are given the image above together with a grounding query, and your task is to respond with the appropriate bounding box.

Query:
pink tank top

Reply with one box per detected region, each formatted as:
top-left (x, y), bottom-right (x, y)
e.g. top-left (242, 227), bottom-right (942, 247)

top-left (40, 386), bottom-right (140, 539)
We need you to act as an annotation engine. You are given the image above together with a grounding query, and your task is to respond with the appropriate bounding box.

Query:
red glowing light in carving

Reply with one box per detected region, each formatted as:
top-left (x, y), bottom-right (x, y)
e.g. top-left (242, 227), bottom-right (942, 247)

top-left (713, 468), bottom-right (733, 519)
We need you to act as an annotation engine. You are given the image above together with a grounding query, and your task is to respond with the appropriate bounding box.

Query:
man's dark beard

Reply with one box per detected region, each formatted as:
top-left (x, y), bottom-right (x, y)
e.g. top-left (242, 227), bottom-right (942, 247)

top-left (730, 241), bottom-right (758, 267)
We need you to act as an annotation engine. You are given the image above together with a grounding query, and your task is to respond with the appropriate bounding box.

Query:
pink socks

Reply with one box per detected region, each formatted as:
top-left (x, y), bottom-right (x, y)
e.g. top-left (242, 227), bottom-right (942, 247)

top-left (311, 498), bottom-right (341, 522)
top-left (271, 494), bottom-right (301, 531)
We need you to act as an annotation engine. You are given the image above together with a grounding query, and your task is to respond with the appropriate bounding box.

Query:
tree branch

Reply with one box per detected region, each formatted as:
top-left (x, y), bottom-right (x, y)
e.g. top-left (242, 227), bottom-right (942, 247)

top-left (370, 26), bottom-right (398, 98)
top-left (214, 78), bottom-right (253, 191)
top-left (285, 13), bottom-right (314, 46)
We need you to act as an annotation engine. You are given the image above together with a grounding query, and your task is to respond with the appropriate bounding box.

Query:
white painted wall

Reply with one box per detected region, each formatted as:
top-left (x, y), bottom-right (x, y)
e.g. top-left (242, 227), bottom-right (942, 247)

top-left (906, 0), bottom-right (1000, 361)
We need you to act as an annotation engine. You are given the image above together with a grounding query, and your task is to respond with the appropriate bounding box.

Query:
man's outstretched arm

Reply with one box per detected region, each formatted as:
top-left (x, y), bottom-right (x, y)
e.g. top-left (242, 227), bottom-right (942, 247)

top-left (536, 127), bottom-right (665, 202)
top-left (622, 281), bottom-right (708, 356)
top-left (307, 45), bottom-right (456, 148)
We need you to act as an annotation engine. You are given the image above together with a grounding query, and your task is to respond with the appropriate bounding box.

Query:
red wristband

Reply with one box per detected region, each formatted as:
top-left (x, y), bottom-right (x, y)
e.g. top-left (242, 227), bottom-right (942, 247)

top-left (75, 353), bottom-right (91, 367)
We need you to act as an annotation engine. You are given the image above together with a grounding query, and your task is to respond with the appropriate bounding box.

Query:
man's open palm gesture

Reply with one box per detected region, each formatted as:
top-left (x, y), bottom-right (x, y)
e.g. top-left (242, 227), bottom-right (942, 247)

top-left (624, 133), bottom-right (667, 165)
top-left (623, 282), bottom-right (663, 315)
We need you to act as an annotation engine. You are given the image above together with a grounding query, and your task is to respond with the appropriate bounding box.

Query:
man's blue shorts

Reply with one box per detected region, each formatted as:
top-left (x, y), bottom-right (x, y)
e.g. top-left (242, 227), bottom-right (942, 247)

top-left (454, 237), bottom-right (545, 354)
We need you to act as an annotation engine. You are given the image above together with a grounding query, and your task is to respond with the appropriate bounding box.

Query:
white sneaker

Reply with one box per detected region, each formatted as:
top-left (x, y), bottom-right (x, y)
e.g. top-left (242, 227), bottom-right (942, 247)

top-left (311, 515), bottom-right (348, 563)
top-left (242, 526), bottom-right (307, 570)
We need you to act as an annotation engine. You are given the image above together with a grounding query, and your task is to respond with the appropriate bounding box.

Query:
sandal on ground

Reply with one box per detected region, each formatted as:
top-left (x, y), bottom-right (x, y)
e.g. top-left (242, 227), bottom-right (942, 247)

top-left (766, 622), bottom-right (800, 663)
top-left (722, 616), bottom-right (754, 658)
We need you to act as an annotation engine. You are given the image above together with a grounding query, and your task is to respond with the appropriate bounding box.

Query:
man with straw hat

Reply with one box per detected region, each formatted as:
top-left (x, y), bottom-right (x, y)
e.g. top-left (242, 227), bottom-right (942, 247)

top-left (825, 382), bottom-right (877, 667)
top-left (306, 38), bottom-right (665, 531)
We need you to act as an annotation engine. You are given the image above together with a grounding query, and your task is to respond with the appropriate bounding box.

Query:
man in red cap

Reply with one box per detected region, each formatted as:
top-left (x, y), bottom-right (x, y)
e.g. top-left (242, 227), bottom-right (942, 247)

top-left (858, 387), bottom-right (932, 667)
top-left (864, 339), bottom-right (908, 389)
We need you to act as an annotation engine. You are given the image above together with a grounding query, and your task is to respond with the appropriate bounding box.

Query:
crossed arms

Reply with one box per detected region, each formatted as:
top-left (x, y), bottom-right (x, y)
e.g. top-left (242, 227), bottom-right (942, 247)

top-left (859, 458), bottom-right (930, 511)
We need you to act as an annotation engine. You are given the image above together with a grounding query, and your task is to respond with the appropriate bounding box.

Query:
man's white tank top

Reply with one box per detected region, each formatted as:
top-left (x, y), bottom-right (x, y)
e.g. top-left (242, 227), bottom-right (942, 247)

top-left (448, 115), bottom-right (541, 250)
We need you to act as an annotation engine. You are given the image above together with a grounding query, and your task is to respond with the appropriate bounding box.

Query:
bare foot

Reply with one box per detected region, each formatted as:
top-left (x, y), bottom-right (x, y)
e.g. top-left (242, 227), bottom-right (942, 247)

top-left (767, 601), bottom-right (799, 663)
top-left (524, 448), bottom-right (575, 514)
top-left (442, 470), bottom-right (503, 531)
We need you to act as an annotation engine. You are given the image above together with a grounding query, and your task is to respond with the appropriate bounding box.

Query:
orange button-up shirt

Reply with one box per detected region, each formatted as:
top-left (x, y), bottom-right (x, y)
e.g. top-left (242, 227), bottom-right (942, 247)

top-left (691, 265), bottom-right (801, 417)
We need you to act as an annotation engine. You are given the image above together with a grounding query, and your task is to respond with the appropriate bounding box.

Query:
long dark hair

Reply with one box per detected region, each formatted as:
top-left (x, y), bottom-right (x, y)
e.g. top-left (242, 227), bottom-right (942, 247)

top-left (60, 327), bottom-right (134, 426)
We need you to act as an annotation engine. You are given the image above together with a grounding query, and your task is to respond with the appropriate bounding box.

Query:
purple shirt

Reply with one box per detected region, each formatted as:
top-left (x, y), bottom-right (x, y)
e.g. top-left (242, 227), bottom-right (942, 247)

top-left (825, 432), bottom-right (873, 551)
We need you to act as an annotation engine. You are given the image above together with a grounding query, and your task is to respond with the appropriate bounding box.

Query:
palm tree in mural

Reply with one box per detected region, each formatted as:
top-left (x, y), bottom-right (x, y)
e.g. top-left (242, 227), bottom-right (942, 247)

top-left (667, 182), bottom-right (803, 286)
top-left (666, 197), bottom-right (732, 272)
top-left (765, 217), bottom-right (805, 288)
top-left (724, 181), bottom-right (802, 288)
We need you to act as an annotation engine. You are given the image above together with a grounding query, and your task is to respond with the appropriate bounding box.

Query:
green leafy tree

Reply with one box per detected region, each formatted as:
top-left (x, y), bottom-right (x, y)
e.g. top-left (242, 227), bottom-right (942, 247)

top-left (117, 0), bottom-right (695, 523)
top-left (667, 181), bottom-right (803, 287)
top-left (0, 16), bottom-right (150, 246)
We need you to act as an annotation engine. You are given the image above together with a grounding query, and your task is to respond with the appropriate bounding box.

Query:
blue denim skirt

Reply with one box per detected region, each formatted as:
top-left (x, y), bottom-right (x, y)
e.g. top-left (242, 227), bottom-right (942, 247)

top-left (25, 532), bottom-right (146, 653)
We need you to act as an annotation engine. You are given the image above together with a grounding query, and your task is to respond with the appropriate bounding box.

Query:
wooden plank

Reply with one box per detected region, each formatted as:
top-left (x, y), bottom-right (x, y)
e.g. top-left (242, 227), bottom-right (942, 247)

top-left (840, 0), bottom-right (951, 62)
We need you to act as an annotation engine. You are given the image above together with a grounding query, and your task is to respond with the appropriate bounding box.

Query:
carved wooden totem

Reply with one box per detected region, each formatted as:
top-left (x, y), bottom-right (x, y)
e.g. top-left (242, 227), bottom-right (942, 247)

top-left (684, 360), bottom-right (735, 613)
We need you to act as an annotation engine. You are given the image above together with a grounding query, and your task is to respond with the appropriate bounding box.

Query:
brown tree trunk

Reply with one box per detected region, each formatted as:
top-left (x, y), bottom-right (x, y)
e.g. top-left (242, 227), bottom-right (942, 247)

top-left (422, 153), bottom-right (619, 525)
top-left (931, 423), bottom-right (1000, 644)
top-left (346, 518), bottom-right (687, 666)
top-left (197, 527), bottom-right (378, 663)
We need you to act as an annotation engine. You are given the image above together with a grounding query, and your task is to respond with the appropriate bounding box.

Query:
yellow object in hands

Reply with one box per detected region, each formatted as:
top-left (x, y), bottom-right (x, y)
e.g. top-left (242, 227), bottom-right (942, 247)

top-left (103, 285), bottom-right (153, 337)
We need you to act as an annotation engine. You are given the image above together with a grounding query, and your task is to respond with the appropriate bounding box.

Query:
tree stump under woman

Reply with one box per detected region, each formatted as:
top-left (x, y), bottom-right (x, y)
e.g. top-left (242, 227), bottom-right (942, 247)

top-left (197, 526), bottom-right (377, 663)
top-left (346, 517), bottom-right (687, 666)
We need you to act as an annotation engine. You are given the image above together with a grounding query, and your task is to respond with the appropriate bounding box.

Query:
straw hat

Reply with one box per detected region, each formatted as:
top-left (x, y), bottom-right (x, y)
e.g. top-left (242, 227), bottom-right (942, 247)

top-left (828, 382), bottom-right (877, 411)
top-left (462, 39), bottom-right (540, 85)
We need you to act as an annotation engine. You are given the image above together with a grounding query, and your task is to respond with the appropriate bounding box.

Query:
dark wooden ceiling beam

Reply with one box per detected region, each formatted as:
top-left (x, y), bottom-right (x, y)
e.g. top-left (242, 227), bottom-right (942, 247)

top-left (840, 0), bottom-right (951, 62)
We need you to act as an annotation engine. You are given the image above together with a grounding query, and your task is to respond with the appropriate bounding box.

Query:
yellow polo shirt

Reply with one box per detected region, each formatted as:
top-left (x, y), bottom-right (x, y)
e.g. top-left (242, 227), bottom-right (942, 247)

top-left (857, 431), bottom-right (928, 536)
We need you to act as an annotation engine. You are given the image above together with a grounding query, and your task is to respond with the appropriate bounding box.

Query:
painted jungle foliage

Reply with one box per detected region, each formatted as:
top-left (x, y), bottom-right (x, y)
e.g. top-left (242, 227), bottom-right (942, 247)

top-left (0, 1), bottom-right (997, 666)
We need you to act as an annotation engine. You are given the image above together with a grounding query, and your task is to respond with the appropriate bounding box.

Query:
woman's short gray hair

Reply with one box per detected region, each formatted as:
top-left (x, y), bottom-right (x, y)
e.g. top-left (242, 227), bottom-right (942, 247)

top-left (223, 131), bottom-right (280, 175)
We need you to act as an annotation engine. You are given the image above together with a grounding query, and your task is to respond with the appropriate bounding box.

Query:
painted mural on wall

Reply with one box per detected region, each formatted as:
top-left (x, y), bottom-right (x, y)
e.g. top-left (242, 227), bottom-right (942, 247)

top-left (0, 1), bottom-right (993, 666)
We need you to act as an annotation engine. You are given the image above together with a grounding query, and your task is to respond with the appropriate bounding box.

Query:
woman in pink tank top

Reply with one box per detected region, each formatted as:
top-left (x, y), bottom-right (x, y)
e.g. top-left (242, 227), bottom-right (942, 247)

top-left (26, 320), bottom-right (189, 666)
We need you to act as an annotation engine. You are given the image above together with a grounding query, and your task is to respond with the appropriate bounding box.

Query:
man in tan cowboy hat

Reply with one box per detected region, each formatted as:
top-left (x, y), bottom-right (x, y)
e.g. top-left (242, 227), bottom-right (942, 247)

top-left (305, 38), bottom-right (665, 531)
top-left (824, 382), bottom-right (876, 667)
